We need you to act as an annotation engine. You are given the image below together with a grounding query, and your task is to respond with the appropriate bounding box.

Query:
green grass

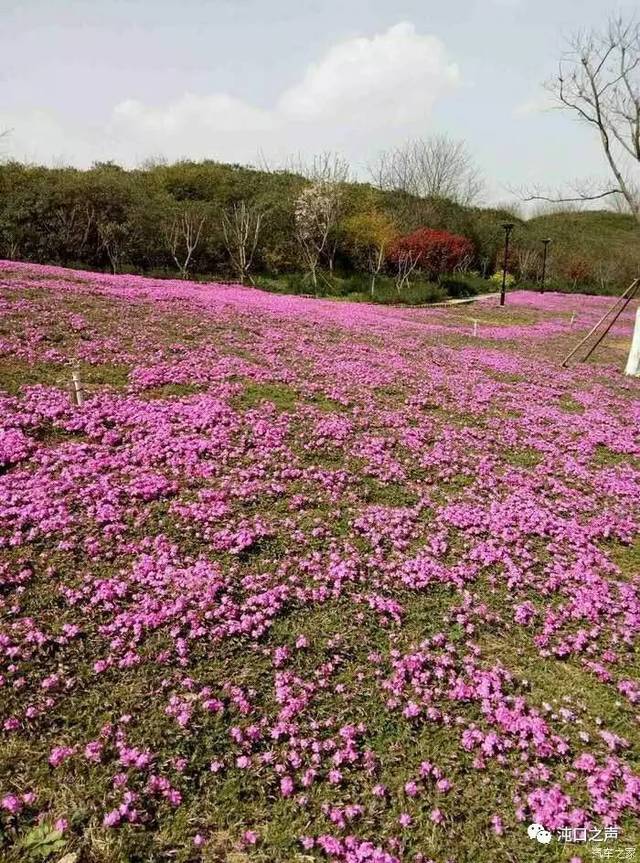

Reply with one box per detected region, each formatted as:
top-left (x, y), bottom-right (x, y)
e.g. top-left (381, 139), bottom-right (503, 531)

top-left (0, 358), bottom-right (130, 395)
top-left (503, 447), bottom-right (543, 468)
top-left (143, 383), bottom-right (205, 400)
top-left (232, 381), bottom-right (299, 411)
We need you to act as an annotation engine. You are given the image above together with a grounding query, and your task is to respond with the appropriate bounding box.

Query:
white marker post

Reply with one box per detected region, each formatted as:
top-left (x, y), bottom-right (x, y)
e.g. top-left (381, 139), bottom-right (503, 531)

top-left (71, 370), bottom-right (85, 407)
top-left (625, 307), bottom-right (640, 376)
top-left (473, 319), bottom-right (478, 337)
top-left (570, 313), bottom-right (576, 327)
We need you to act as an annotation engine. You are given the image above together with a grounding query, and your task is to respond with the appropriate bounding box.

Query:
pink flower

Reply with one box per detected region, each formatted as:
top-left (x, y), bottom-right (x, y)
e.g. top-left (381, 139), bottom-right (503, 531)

top-left (84, 741), bottom-right (103, 762)
top-left (1, 794), bottom-right (22, 815)
top-left (103, 809), bottom-right (121, 828)
top-left (280, 776), bottom-right (294, 797)
top-left (514, 602), bottom-right (537, 626)
top-left (404, 780), bottom-right (419, 797)
top-left (430, 808), bottom-right (444, 825)
top-left (48, 745), bottom-right (75, 768)
top-left (491, 815), bottom-right (504, 835)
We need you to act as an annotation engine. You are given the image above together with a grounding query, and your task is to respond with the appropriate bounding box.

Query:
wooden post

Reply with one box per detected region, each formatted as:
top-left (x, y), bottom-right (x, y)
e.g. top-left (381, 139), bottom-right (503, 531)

top-left (71, 370), bottom-right (85, 407)
top-left (570, 313), bottom-right (576, 327)
top-left (561, 279), bottom-right (639, 367)
top-left (625, 307), bottom-right (640, 376)
top-left (472, 319), bottom-right (478, 337)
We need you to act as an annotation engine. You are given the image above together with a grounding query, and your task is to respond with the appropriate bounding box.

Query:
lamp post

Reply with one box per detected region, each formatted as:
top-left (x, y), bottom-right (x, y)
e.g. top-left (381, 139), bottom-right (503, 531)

top-left (500, 223), bottom-right (515, 307)
top-left (540, 238), bottom-right (551, 294)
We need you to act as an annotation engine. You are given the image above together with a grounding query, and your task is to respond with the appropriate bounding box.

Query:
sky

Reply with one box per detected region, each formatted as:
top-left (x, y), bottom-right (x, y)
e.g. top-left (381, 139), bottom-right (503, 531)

top-left (0, 0), bottom-right (637, 204)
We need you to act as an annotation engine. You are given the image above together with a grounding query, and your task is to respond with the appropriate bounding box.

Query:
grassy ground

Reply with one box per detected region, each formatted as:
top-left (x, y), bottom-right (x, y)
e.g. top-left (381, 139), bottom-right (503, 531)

top-left (0, 262), bottom-right (639, 863)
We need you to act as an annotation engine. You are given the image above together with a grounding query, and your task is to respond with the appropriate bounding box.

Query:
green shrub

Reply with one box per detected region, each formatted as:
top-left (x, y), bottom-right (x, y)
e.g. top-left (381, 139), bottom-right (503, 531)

top-left (490, 271), bottom-right (516, 288)
top-left (398, 281), bottom-right (446, 305)
top-left (440, 276), bottom-right (479, 298)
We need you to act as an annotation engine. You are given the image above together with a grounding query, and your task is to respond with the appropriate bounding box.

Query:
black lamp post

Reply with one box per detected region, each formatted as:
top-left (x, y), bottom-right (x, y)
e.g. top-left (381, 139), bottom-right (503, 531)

top-left (500, 223), bottom-right (515, 307)
top-left (540, 238), bottom-right (551, 293)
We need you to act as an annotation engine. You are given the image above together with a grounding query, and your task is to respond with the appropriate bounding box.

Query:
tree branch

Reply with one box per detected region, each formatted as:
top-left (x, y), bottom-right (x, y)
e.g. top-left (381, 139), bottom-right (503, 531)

top-left (522, 189), bottom-right (624, 203)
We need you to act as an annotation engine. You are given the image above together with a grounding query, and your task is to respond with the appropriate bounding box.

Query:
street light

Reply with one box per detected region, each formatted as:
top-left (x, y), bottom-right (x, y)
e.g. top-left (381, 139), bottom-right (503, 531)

top-left (540, 238), bottom-right (551, 294)
top-left (500, 223), bottom-right (515, 307)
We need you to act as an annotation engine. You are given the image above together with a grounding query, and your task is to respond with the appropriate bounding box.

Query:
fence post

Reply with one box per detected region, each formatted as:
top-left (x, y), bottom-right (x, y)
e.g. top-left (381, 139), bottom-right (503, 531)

top-left (71, 370), bottom-right (85, 407)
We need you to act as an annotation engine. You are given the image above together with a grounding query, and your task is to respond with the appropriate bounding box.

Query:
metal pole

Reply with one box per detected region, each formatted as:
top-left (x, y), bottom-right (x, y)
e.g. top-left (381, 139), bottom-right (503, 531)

top-left (500, 223), bottom-right (514, 307)
top-left (541, 239), bottom-right (551, 293)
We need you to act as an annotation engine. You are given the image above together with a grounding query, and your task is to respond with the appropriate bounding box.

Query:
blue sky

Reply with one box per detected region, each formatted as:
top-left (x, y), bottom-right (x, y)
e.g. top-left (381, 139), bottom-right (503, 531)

top-left (1, 0), bottom-right (636, 203)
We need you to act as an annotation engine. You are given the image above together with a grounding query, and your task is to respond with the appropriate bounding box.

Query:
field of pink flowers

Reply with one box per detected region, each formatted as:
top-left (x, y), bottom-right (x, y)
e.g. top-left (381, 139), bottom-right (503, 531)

top-left (0, 261), bottom-right (639, 863)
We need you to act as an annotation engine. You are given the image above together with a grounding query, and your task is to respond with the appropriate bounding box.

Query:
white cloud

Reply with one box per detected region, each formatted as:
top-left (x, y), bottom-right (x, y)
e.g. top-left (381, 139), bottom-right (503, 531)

top-left (1, 22), bottom-right (461, 168)
top-left (278, 22), bottom-right (459, 125)
top-left (112, 94), bottom-right (274, 135)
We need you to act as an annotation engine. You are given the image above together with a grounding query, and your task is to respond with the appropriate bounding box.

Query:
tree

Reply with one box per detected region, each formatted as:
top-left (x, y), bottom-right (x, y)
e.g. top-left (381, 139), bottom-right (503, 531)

top-left (560, 255), bottom-right (593, 289)
top-left (528, 16), bottom-right (640, 218)
top-left (514, 246), bottom-right (541, 283)
top-left (369, 135), bottom-right (484, 205)
top-left (387, 228), bottom-right (475, 281)
top-left (96, 219), bottom-right (130, 275)
top-left (393, 250), bottom-right (420, 294)
top-left (163, 205), bottom-right (206, 279)
top-left (259, 150), bottom-right (350, 184)
top-left (221, 200), bottom-right (262, 284)
top-left (343, 211), bottom-right (397, 297)
top-left (294, 182), bottom-right (341, 294)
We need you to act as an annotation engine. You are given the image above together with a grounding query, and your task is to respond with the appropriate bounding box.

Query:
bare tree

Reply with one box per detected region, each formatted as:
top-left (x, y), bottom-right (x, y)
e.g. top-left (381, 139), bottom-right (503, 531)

top-left (369, 135), bottom-right (485, 205)
top-left (525, 16), bottom-right (640, 218)
top-left (394, 250), bottom-right (420, 294)
top-left (290, 154), bottom-right (348, 273)
top-left (293, 151), bottom-right (351, 185)
top-left (221, 200), bottom-right (262, 285)
top-left (163, 207), bottom-right (206, 279)
top-left (52, 201), bottom-right (94, 263)
top-left (257, 149), bottom-right (351, 184)
top-left (294, 182), bottom-right (342, 293)
top-left (514, 246), bottom-right (541, 282)
top-left (97, 220), bottom-right (129, 275)
top-left (593, 257), bottom-right (623, 292)
top-left (5, 234), bottom-right (20, 260)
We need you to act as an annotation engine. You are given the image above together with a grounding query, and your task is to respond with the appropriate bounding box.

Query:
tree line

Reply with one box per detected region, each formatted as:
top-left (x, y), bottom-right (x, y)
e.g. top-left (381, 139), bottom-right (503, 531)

top-left (0, 144), bottom-right (638, 299)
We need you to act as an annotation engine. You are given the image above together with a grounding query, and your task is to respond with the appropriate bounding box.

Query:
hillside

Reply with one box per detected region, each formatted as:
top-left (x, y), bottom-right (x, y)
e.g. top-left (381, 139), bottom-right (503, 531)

top-left (0, 160), bottom-right (638, 298)
top-left (1, 261), bottom-right (639, 862)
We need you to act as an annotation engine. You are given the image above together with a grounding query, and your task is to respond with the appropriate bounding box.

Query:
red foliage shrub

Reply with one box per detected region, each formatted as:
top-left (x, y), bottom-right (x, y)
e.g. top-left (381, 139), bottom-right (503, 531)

top-left (387, 228), bottom-right (475, 279)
